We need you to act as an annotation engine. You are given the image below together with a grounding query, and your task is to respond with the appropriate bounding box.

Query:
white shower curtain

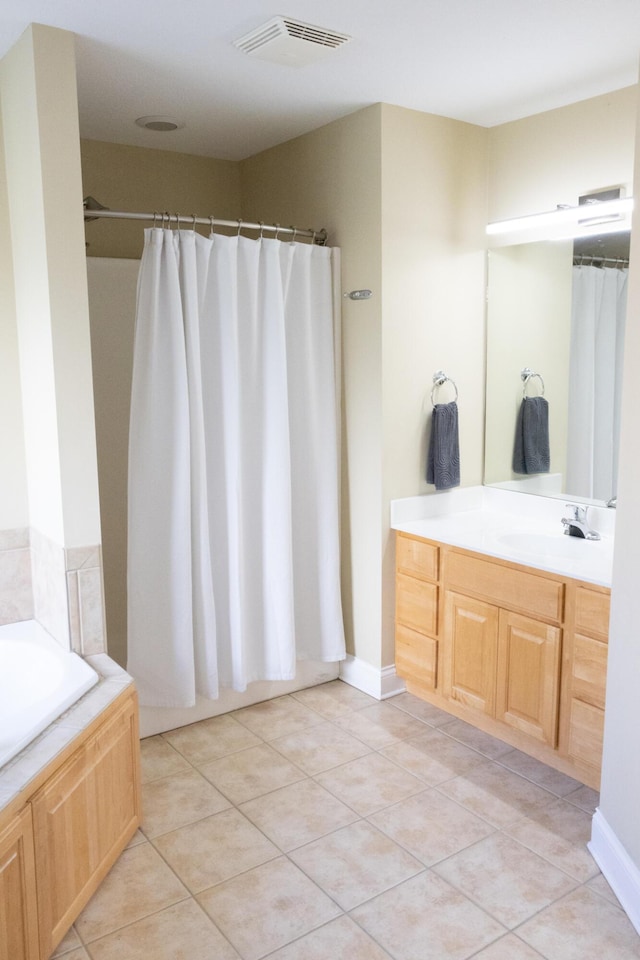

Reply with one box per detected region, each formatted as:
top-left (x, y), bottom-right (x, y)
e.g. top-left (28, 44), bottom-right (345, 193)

top-left (566, 264), bottom-right (628, 502)
top-left (127, 229), bottom-right (345, 707)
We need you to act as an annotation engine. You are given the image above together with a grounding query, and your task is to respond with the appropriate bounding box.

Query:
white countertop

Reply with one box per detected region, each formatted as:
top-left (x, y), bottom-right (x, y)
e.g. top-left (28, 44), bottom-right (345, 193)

top-left (391, 486), bottom-right (615, 587)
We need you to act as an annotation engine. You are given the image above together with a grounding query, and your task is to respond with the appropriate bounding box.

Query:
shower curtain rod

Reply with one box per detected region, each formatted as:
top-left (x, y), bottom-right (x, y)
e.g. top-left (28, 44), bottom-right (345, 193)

top-left (573, 254), bottom-right (629, 267)
top-left (82, 206), bottom-right (328, 245)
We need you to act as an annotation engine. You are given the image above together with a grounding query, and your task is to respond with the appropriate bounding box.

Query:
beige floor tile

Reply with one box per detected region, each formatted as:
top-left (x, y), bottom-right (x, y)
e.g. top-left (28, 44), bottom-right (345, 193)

top-left (264, 915), bottom-right (393, 959)
top-left (55, 950), bottom-right (89, 960)
top-left (239, 778), bottom-right (358, 851)
top-left (125, 829), bottom-right (147, 848)
top-left (565, 784), bottom-right (600, 814)
top-left (315, 752), bottom-right (426, 816)
top-left (472, 933), bottom-right (545, 958)
top-left (198, 743), bottom-right (306, 804)
top-left (335, 702), bottom-right (430, 748)
top-left (290, 820), bottom-right (424, 909)
top-left (75, 843), bottom-right (188, 942)
top-left (197, 856), bottom-right (341, 960)
top-left (517, 886), bottom-right (640, 959)
top-left (586, 871), bottom-right (621, 906)
top-left (434, 833), bottom-right (578, 928)
top-left (152, 807), bottom-right (279, 893)
top-left (438, 761), bottom-right (555, 827)
top-left (270, 719), bottom-right (371, 774)
top-left (498, 749), bottom-right (582, 796)
top-left (86, 899), bottom-right (240, 960)
top-left (504, 796), bottom-right (599, 882)
top-left (441, 719), bottom-right (515, 759)
top-left (351, 871), bottom-right (506, 960)
top-left (232, 695), bottom-right (324, 741)
top-left (140, 734), bottom-right (192, 783)
top-left (162, 714), bottom-right (261, 763)
top-left (141, 768), bottom-right (231, 838)
top-left (388, 692), bottom-right (456, 727)
top-left (290, 680), bottom-right (377, 718)
top-left (369, 788), bottom-right (495, 865)
top-left (381, 728), bottom-right (488, 785)
top-left (50, 926), bottom-right (81, 957)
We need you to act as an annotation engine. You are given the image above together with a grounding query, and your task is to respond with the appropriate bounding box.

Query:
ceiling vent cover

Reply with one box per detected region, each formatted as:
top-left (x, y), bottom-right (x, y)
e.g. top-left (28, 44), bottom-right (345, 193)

top-left (233, 17), bottom-right (351, 67)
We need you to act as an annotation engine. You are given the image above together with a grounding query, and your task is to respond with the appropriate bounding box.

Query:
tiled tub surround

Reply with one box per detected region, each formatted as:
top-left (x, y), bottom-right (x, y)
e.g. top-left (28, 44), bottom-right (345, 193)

top-left (0, 620), bottom-right (99, 768)
top-left (52, 683), bottom-right (640, 960)
top-left (0, 654), bottom-right (133, 813)
top-left (0, 527), bottom-right (107, 655)
top-left (391, 486), bottom-right (615, 588)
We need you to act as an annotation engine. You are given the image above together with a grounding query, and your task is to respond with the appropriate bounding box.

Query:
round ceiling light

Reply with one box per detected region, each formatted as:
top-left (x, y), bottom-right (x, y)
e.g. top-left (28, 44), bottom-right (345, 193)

top-left (135, 115), bottom-right (184, 132)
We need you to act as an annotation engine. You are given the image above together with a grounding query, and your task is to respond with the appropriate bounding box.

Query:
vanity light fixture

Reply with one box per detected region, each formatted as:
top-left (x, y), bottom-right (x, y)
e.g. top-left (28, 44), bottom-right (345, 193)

top-left (487, 196), bottom-right (634, 240)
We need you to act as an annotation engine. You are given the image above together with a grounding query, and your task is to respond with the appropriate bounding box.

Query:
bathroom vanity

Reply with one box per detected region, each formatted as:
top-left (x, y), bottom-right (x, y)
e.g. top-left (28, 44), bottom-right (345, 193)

top-left (393, 488), bottom-right (614, 789)
top-left (0, 683), bottom-right (141, 960)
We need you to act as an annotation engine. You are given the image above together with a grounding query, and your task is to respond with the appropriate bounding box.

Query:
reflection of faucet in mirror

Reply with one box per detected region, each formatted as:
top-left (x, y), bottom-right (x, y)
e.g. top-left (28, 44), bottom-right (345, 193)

top-left (561, 503), bottom-right (601, 540)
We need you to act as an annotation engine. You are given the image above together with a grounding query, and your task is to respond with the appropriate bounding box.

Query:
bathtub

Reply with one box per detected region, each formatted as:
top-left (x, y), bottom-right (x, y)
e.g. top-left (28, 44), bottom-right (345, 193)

top-left (0, 620), bottom-right (99, 769)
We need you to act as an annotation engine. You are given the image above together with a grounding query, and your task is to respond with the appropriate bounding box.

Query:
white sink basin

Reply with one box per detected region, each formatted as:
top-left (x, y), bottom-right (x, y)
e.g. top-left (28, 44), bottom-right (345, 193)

top-left (497, 532), bottom-right (597, 560)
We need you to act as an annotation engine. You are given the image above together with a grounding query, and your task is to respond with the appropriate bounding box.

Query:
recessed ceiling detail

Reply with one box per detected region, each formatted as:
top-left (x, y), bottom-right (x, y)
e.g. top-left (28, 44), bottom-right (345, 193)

top-left (135, 116), bottom-right (184, 131)
top-left (233, 16), bottom-right (352, 67)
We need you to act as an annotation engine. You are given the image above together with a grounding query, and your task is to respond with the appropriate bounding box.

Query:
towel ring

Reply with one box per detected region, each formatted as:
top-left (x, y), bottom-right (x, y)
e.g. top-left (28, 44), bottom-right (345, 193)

top-left (431, 371), bottom-right (458, 406)
top-left (521, 367), bottom-right (545, 399)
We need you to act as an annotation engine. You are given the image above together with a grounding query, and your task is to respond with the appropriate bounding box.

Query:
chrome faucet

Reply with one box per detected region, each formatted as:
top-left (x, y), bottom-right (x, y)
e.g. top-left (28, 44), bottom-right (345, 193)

top-left (606, 496), bottom-right (617, 508)
top-left (561, 504), bottom-right (601, 540)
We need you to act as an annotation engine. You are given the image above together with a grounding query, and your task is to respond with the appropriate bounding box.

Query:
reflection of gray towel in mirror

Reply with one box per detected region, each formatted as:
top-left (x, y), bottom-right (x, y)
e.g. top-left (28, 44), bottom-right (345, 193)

top-left (427, 401), bottom-right (460, 490)
top-left (513, 396), bottom-right (550, 474)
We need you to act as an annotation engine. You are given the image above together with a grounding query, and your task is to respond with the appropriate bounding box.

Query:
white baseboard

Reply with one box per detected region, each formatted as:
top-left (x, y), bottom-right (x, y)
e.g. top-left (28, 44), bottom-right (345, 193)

top-left (589, 809), bottom-right (640, 935)
top-left (339, 655), bottom-right (406, 700)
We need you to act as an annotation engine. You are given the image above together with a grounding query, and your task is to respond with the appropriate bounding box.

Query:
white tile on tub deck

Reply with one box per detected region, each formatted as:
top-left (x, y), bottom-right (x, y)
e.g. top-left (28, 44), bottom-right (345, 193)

top-left (65, 545), bottom-right (101, 570)
top-left (76, 565), bottom-right (106, 654)
top-left (55, 679), bottom-right (128, 731)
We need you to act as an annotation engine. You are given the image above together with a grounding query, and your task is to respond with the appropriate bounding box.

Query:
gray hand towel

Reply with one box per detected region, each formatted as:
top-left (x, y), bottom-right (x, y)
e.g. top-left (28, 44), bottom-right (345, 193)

top-left (427, 401), bottom-right (460, 490)
top-left (513, 396), bottom-right (550, 474)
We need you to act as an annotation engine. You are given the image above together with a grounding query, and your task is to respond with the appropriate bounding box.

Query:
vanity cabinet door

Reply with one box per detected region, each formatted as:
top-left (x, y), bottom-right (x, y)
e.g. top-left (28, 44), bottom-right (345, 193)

top-left (32, 689), bottom-right (141, 958)
top-left (496, 611), bottom-right (561, 747)
top-left (0, 806), bottom-right (39, 960)
top-left (442, 592), bottom-right (499, 715)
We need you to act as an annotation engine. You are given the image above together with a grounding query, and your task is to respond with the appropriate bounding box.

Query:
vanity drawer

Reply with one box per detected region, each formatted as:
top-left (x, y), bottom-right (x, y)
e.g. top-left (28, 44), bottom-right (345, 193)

top-left (445, 551), bottom-right (564, 624)
top-left (396, 533), bottom-right (439, 582)
top-left (572, 634), bottom-right (608, 709)
top-left (574, 587), bottom-right (610, 642)
top-left (567, 698), bottom-right (605, 773)
top-left (395, 624), bottom-right (437, 689)
top-left (396, 573), bottom-right (438, 637)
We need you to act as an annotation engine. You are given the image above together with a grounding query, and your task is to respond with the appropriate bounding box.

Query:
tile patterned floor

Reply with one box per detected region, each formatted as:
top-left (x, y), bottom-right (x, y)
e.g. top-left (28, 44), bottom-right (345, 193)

top-left (53, 682), bottom-right (640, 960)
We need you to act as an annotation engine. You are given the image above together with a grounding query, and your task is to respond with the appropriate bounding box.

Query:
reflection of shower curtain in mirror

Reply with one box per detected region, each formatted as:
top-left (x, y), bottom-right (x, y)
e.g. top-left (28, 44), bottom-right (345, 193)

top-left (127, 229), bottom-right (345, 708)
top-left (566, 264), bottom-right (628, 502)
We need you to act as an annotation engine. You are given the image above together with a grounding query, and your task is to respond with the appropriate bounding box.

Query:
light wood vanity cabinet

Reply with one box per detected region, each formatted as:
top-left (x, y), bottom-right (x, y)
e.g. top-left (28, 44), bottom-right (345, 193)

top-left (0, 806), bottom-right (39, 960)
top-left (395, 531), bottom-right (610, 788)
top-left (0, 686), bottom-right (141, 960)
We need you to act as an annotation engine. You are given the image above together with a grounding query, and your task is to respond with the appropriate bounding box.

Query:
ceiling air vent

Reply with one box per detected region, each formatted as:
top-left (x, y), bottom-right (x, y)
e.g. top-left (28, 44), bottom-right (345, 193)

top-left (233, 17), bottom-right (352, 67)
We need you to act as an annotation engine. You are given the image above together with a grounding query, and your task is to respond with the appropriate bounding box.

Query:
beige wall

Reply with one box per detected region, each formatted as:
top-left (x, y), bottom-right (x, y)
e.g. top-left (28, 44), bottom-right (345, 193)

top-left (379, 104), bottom-right (488, 667)
top-left (0, 106), bottom-right (27, 530)
top-left (488, 86), bottom-right (637, 221)
top-left (599, 83), bottom-right (640, 868)
top-left (1, 24), bottom-right (101, 548)
top-left (81, 139), bottom-right (242, 259)
top-left (241, 105), bottom-right (384, 664)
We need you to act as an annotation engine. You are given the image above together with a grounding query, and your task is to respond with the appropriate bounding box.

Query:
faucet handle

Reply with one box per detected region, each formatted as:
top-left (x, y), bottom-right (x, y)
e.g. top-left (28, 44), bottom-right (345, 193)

top-left (564, 503), bottom-right (586, 521)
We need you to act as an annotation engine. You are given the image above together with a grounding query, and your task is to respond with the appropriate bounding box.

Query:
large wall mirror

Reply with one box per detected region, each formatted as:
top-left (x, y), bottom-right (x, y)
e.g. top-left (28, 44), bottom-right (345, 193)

top-left (484, 225), bottom-right (629, 506)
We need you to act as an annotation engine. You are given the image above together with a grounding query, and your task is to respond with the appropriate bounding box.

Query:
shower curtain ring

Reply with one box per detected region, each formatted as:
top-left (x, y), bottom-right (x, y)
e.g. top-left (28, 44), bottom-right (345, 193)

top-left (192, 214), bottom-right (197, 232)
top-left (153, 211), bottom-right (158, 228)
top-left (291, 226), bottom-right (297, 242)
top-left (275, 223), bottom-right (280, 240)
top-left (175, 212), bottom-right (181, 232)
top-left (259, 221), bottom-right (264, 239)
top-left (311, 230), bottom-right (317, 245)
top-left (209, 215), bottom-right (215, 238)
top-left (237, 219), bottom-right (243, 237)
